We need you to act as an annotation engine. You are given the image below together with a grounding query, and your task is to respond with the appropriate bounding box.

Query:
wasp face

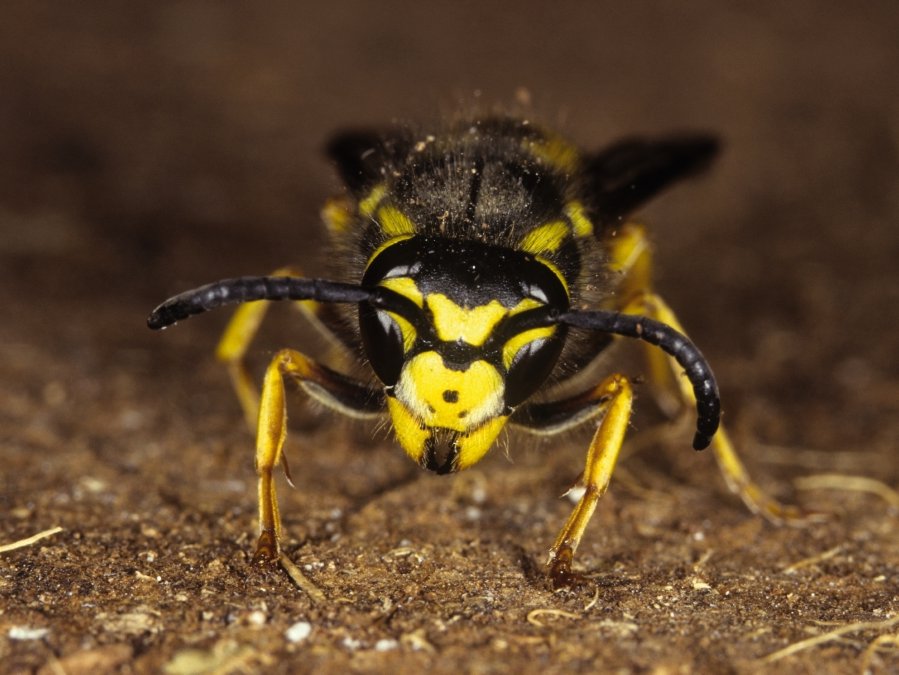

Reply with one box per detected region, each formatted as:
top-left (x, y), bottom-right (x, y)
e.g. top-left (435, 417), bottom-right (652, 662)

top-left (359, 235), bottom-right (569, 473)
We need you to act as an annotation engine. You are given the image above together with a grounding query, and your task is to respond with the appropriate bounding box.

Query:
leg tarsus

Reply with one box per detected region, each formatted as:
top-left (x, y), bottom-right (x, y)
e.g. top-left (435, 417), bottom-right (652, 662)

top-left (712, 427), bottom-right (821, 524)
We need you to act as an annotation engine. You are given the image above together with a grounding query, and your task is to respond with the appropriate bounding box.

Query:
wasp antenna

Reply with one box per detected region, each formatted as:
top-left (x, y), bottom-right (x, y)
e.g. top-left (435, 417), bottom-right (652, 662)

top-left (559, 310), bottom-right (720, 450)
top-left (147, 276), bottom-right (371, 330)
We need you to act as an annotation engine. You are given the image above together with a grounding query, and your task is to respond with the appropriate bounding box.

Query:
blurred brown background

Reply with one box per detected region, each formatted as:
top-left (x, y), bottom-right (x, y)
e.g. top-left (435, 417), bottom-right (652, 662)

top-left (1, 2), bottom-right (897, 673)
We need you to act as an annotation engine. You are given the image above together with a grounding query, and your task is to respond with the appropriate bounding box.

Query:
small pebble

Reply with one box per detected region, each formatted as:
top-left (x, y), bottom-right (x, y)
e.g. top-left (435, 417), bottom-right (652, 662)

top-left (9, 626), bottom-right (49, 640)
top-left (285, 621), bottom-right (312, 643)
top-left (375, 638), bottom-right (398, 652)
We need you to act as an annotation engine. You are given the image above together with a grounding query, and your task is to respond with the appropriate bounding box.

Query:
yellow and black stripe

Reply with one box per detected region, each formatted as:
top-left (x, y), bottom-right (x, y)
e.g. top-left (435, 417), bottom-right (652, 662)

top-left (148, 115), bottom-right (798, 591)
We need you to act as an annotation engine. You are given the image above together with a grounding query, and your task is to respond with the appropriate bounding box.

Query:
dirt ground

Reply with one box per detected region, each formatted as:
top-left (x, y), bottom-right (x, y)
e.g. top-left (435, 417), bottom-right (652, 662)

top-left (1, 2), bottom-right (897, 673)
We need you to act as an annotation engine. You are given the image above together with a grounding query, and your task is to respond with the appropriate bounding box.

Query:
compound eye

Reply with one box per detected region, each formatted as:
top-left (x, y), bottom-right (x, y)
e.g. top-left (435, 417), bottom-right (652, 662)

top-left (358, 303), bottom-right (409, 386)
top-left (503, 327), bottom-right (566, 407)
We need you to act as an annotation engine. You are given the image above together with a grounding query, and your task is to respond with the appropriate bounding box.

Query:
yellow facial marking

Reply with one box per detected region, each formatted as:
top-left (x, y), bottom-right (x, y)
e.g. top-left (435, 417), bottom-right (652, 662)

top-left (395, 352), bottom-right (504, 432)
top-left (375, 278), bottom-right (423, 352)
top-left (502, 326), bottom-right (557, 369)
top-left (565, 201), bottom-right (594, 238)
top-left (376, 205), bottom-right (417, 237)
top-left (456, 416), bottom-right (508, 470)
top-left (508, 297), bottom-right (542, 315)
top-left (379, 276), bottom-right (424, 308)
top-left (321, 196), bottom-right (354, 234)
top-left (387, 396), bottom-right (430, 463)
top-left (359, 184), bottom-right (387, 217)
top-left (519, 220), bottom-right (571, 255)
top-left (427, 294), bottom-right (508, 347)
top-left (388, 312), bottom-right (417, 352)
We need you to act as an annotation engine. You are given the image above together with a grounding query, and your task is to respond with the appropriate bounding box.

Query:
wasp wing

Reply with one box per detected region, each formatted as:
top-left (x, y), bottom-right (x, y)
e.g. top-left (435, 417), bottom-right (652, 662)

top-left (326, 130), bottom-right (414, 195)
top-left (584, 134), bottom-right (719, 226)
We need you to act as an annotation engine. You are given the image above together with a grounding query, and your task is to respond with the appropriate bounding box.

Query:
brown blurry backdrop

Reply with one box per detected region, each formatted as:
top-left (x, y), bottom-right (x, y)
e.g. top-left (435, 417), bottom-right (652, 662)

top-left (1, 2), bottom-right (897, 673)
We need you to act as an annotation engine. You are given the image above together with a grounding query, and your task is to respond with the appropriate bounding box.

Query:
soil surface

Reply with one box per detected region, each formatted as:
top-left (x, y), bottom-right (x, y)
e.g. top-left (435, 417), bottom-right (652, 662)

top-left (1, 3), bottom-right (897, 674)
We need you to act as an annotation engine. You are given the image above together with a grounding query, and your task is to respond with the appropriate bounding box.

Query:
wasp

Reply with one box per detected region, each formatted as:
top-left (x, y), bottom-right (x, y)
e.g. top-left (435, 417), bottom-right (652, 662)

top-left (148, 116), bottom-right (799, 587)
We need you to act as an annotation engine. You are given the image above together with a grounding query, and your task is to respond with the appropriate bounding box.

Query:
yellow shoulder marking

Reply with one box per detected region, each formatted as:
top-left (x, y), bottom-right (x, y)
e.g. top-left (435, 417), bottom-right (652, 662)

top-left (519, 220), bottom-right (570, 255)
top-left (524, 135), bottom-right (579, 172)
top-left (359, 184), bottom-right (387, 217)
top-left (321, 195), bottom-right (354, 234)
top-left (565, 201), bottom-right (594, 238)
top-left (376, 204), bottom-right (417, 237)
top-left (427, 294), bottom-right (508, 346)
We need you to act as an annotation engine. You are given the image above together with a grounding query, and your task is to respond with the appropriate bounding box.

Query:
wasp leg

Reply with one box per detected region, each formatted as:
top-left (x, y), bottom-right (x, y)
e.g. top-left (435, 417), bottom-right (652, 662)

top-left (606, 222), bottom-right (805, 523)
top-left (215, 266), bottom-right (356, 430)
top-left (625, 292), bottom-right (804, 523)
top-left (252, 348), bottom-right (383, 562)
top-left (605, 222), bottom-right (681, 414)
top-left (513, 374), bottom-right (634, 588)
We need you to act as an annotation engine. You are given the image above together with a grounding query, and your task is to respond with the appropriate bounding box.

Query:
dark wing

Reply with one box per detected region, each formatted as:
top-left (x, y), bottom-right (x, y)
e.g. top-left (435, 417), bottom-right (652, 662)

top-left (325, 129), bottom-right (413, 196)
top-left (583, 134), bottom-right (720, 226)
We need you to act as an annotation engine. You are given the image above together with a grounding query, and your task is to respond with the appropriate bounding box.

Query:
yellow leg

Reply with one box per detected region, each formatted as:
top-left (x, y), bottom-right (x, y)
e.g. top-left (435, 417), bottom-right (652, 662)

top-left (215, 266), bottom-right (329, 430)
top-left (607, 222), bottom-right (804, 523)
top-left (623, 293), bottom-right (803, 523)
top-left (216, 300), bottom-right (269, 430)
top-left (250, 348), bottom-right (383, 562)
top-left (547, 374), bottom-right (633, 587)
top-left (214, 262), bottom-right (384, 562)
top-left (606, 222), bottom-right (682, 415)
top-left (253, 349), bottom-right (294, 561)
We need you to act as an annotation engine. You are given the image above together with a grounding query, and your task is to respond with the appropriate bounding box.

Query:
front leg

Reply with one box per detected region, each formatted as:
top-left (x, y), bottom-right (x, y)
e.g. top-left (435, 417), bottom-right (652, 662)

top-left (513, 374), bottom-right (634, 587)
top-left (252, 348), bottom-right (384, 562)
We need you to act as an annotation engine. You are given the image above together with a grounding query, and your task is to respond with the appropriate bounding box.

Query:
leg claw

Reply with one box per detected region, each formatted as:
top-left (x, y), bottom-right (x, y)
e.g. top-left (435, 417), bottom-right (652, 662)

top-left (252, 530), bottom-right (280, 564)
top-left (548, 546), bottom-right (584, 589)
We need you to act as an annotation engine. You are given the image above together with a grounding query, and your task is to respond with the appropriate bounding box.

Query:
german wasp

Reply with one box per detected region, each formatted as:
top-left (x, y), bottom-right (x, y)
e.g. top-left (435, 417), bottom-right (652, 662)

top-left (148, 116), bottom-right (799, 587)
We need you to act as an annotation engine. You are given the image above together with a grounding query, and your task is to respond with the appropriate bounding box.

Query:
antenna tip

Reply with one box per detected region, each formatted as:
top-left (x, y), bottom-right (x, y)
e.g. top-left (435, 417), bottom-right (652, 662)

top-left (692, 431), bottom-right (712, 451)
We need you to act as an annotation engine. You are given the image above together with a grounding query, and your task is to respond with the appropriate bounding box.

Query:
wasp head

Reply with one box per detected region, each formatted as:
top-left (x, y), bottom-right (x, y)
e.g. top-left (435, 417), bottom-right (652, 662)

top-left (359, 235), bottom-right (569, 473)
